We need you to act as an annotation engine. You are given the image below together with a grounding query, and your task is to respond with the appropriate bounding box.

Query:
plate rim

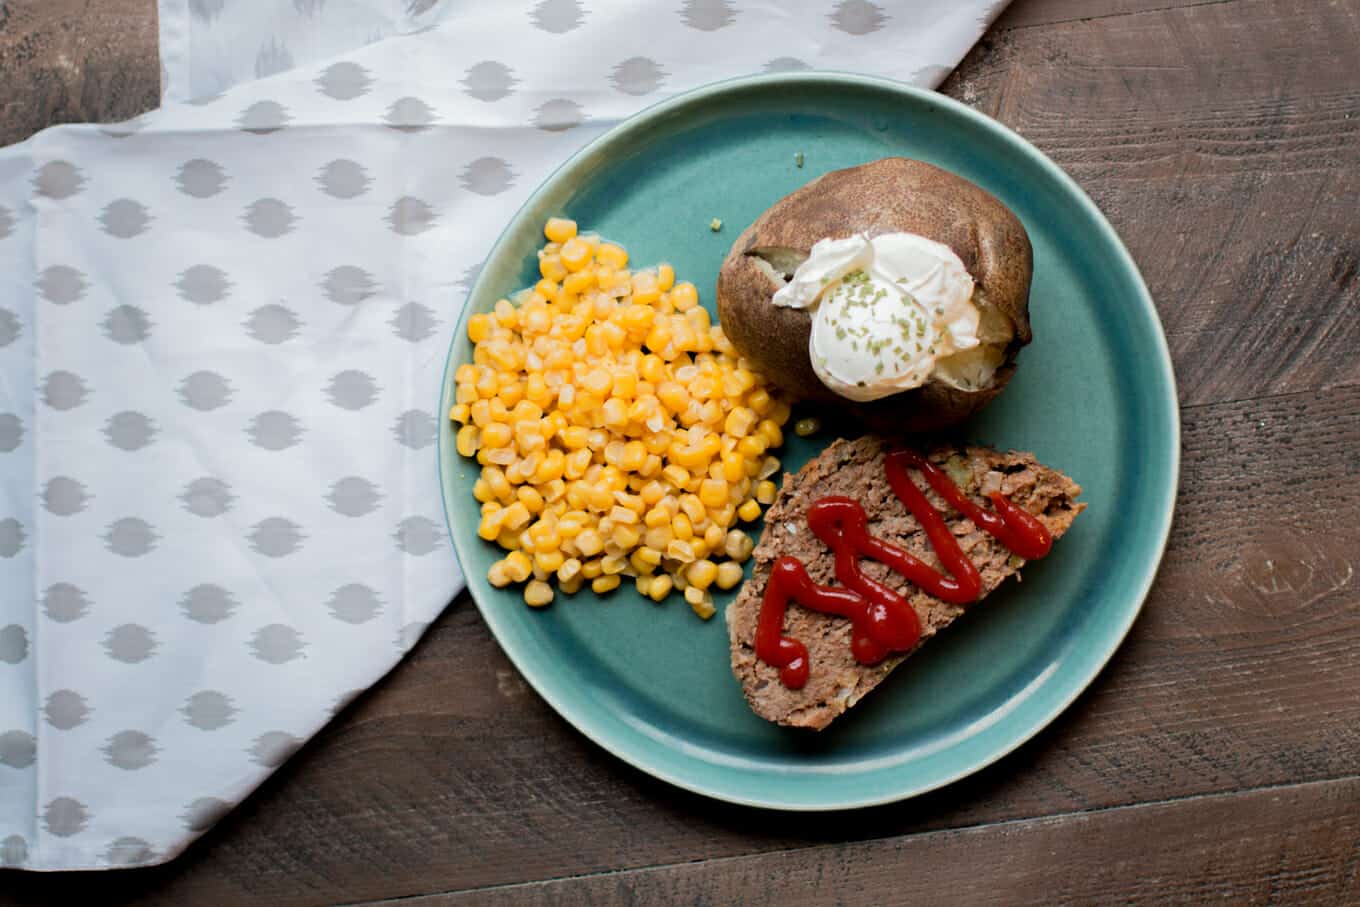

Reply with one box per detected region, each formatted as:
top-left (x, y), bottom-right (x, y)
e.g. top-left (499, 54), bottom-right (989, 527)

top-left (437, 71), bottom-right (1180, 811)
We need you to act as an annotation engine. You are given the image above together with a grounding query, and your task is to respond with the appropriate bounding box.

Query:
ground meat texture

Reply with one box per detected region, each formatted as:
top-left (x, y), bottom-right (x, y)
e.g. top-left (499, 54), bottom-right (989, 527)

top-left (726, 435), bottom-right (1086, 730)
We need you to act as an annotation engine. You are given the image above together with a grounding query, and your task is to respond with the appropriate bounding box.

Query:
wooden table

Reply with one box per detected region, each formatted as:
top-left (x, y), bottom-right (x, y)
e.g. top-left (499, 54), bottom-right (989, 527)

top-left (3, 0), bottom-right (1357, 902)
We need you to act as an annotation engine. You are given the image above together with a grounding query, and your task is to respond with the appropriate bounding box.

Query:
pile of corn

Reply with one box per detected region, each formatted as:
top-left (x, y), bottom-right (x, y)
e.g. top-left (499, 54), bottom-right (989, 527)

top-left (451, 218), bottom-right (790, 618)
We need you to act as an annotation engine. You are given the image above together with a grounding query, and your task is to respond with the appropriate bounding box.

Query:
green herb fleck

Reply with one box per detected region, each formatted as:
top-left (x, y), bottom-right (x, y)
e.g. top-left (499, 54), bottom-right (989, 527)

top-left (795, 152), bottom-right (805, 168)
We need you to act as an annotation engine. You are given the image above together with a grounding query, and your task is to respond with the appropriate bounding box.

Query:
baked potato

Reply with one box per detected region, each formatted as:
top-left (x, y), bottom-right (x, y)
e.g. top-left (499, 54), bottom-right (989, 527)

top-left (716, 158), bottom-right (1033, 433)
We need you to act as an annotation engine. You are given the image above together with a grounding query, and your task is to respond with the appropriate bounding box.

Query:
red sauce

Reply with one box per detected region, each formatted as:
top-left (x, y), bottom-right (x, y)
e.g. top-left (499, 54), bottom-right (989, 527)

top-left (755, 449), bottom-right (1055, 689)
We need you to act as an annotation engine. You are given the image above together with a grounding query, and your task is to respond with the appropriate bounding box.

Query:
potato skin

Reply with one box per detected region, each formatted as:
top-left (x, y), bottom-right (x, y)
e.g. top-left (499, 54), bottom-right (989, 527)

top-left (716, 158), bottom-right (1032, 433)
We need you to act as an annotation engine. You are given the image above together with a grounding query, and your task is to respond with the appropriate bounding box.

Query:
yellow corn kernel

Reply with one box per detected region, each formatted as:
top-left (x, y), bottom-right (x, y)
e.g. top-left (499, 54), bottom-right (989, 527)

top-left (561, 272), bottom-right (592, 297)
top-left (557, 557), bottom-right (582, 583)
top-left (679, 494), bottom-right (706, 523)
top-left (755, 480), bottom-right (778, 505)
top-left (720, 451), bottom-right (744, 483)
top-left (556, 511), bottom-right (588, 538)
top-left (516, 485), bottom-right (545, 514)
top-left (580, 368), bottom-right (613, 397)
top-left (534, 549), bottom-right (565, 574)
top-left (600, 397), bottom-right (627, 428)
top-left (655, 263), bottom-right (675, 292)
top-left (635, 575), bottom-right (653, 596)
top-left (643, 504), bottom-right (673, 530)
top-left (757, 419), bottom-right (784, 449)
top-left (472, 478), bottom-right (495, 504)
top-left (559, 575), bottom-right (583, 595)
top-left (685, 585), bottom-right (715, 619)
top-left (737, 499), bottom-right (762, 522)
top-left (483, 467), bottom-right (511, 502)
top-left (493, 298), bottom-right (517, 328)
top-left (666, 539), bottom-right (696, 563)
top-left (487, 560), bottom-right (512, 588)
top-left (686, 559), bottom-right (717, 590)
top-left (564, 448), bottom-right (592, 480)
top-left (595, 241), bottom-right (628, 270)
top-left (478, 422), bottom-right (511, 449)
top-left (672, 513), bottom-right (693, 541)
top-left (737, 436), bottom-right (767, 461)
top-left (703, 522), bottom-right (726, 551)
top-left (661, 464), bottom-right (690, 490)
top-left (539, 254), bottom-right (568, 283)
top-left (467, 313), bottom-right (492, 343)
top-left (579, 557), bottom-right (603, 580)
top-left (501, 501), bottom-right (532, 532)
top-left (698, 479), bottom-right (728, 509)
top-left (670, 281), bottom-right (698, 312)
top-left (716, 561), bottom-right (744, 590)
top-left (504, 550), bottom-right (533, 583)
top-left (648, 574), bottom-right (673, 602)
top-left (639, 480), bottom-right (667, 507)
top-left (560, 236), bottom-right (592, 271)
top-left (576, 528), bottom-right (604, 557)
top-left (656, 381), bottom-right (689, 414)
top-left (612, 440), bottom-right (643, 472)
top-left (591, 574), bottom-right (621, 594)
top-left (600, 554), bottom-right (628, 576)
top-left (496, 527), bottom-right (522, 550)
top-left (724, 407), bottom-right (757, 438)
top-left (449, 403), bottom-right (471, 425)
top-left (746, 389), bottom-right (773, 417)
top-left (529, 526), bottom-right (560, 556)
top-left (561, 425), bottom-right (589, 449)
top-left (544, 217), bottom-right (577, 243)
top-left (478, 509), bottom-right (505, 541)
top-left (523, 580), bottom-right (554, 607)
top-left (724, 529), bottom-right (754, 562)
top-left (455, 425), bottom-right (479, 457)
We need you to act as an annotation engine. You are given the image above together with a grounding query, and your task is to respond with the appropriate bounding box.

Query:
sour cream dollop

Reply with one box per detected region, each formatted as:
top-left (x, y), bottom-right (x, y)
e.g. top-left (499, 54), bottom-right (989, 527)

top-left (771, 233), bottom-right (984, 402)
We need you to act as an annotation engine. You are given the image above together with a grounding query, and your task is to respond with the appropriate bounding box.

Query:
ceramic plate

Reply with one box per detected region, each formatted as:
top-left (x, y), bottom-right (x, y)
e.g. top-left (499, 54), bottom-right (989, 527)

top-left (438, 73), bottom-right (1178, 810)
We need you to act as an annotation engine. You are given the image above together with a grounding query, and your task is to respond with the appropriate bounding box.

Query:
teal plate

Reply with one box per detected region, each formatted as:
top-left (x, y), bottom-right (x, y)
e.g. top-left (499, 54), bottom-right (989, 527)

top-left (438, 73), bottom-right (1178, 810)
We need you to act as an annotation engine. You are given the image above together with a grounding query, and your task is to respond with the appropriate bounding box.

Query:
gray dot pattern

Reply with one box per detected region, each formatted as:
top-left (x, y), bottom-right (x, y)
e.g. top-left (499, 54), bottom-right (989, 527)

top-left (105, 411), bottom-right (158, 450)
top-left (0, 625), bottom-right (28, 663)
top-left (3, 0), bottom-right (988, 866)
top-left (37, 265), bottom-right (87, 304)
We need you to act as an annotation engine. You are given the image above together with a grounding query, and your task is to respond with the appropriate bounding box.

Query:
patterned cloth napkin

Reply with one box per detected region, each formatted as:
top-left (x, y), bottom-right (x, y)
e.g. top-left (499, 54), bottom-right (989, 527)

top-left (0, 0), bottom-right (1009, 871)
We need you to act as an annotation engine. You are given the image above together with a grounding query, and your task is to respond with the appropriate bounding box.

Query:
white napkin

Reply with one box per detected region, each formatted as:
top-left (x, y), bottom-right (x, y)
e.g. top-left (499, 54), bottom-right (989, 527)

top-left (0, 0), bottom-right (1010, 871)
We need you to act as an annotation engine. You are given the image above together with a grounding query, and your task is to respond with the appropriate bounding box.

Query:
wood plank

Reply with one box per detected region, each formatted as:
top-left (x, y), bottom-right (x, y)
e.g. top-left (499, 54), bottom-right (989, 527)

top-left (424, 777), bottom-right (1360, 906)
top-left (997, 0), bottom-right (1240, 31)
top-left (4, 382), bottom-right (1353, 905)
top-left (942, 0), bottom-right (1360, 405)
top-left (0, 0), bottom-right (160, 146)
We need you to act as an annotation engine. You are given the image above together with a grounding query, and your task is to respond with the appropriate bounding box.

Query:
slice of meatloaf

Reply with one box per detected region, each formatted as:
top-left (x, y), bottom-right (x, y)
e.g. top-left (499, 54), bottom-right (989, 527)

top-left (726, 435), bottom-right (1085, 730)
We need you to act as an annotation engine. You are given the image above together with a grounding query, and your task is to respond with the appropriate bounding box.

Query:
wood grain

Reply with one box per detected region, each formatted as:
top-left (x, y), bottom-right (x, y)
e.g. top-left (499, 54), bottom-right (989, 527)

top-left (0, 0), bottom-right (1357, 903)
top-left (426, 777), bottom-right (1360, 906)
top-left (942, 0), bottom-right (1360, 406)
top-left (0, 0), bottom-right (160, 147)
top-left (3, 382), bottom-right (1354, 906)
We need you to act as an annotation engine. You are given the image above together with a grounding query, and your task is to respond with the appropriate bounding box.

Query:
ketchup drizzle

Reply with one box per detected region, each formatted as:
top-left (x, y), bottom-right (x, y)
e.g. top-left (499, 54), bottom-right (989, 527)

top-left (755, 449), bottom-right (1055, 689)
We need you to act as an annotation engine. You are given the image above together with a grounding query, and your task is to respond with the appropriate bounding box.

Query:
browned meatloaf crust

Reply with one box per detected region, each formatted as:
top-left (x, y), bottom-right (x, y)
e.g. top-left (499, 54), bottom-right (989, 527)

top-left (726, 435), bottom-right (1086, 730)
